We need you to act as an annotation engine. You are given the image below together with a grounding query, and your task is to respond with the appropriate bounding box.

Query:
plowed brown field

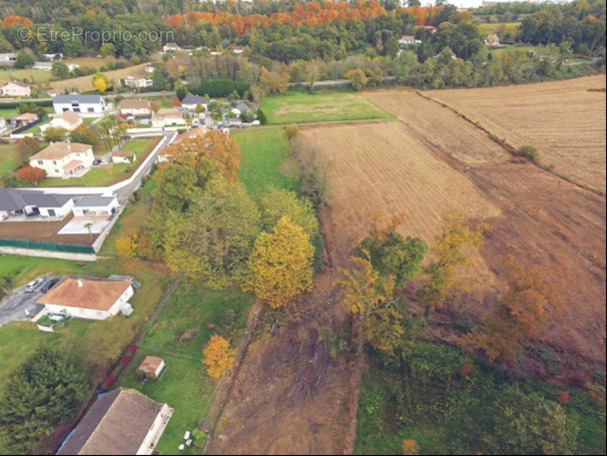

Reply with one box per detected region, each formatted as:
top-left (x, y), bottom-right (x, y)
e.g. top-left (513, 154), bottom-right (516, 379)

top-left (423, 75), bottom-right (607, 193)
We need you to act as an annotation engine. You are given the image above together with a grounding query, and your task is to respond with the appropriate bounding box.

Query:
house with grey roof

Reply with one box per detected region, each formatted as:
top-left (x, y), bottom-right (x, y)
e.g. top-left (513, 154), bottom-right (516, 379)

top-left (181, 93), bottom-right (208, 111)
top-left (0, 188), bottom-right (74, 221)
top-left (72, 195), bottom-right (119, 217)
top-left (53, 94), bottom-right (106, 115)
top-left (57, 388), bottom-right (173, 455)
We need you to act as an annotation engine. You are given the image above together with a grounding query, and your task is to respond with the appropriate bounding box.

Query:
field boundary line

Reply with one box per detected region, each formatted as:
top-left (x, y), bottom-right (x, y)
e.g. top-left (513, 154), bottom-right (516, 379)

top-left (201, 299), bottom-right (265, 454)
top-left (415, 91), bottom-right (606, 198)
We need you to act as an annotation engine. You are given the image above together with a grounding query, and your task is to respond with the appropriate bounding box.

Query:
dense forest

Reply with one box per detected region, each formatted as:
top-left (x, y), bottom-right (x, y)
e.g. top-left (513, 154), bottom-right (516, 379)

top-left (0, 0), bottom-right (605, 90)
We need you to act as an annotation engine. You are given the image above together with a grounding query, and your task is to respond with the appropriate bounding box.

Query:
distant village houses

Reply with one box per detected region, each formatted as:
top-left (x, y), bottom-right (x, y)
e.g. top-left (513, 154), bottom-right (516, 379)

top-left (0, 81), bottom-right (31, 97)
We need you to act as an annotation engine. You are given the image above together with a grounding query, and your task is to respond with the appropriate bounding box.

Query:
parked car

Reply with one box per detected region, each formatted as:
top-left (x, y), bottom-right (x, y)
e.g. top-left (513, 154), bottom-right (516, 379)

top-left (93, 159), bottom-right (102, 166)
top-left (40, 278), bottom-right (60, 293)
top-left (100, 158), bottom-right (109, 165)
top-left (24, 278), bottom-right (44, 293)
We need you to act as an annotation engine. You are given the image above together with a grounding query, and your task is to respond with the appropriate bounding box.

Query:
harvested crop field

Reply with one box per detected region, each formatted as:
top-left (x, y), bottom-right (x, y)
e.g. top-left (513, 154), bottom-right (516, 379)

top-left (296, 122), bottom-right (502, 297)
top-left (299, 119), bottom-right (605, 367)
top-left (363, 90), bottom-right (509, 165)
top-left (423, 75), bottom-right (607, 193)
top-left (0, 213), bottom-right (97, 246)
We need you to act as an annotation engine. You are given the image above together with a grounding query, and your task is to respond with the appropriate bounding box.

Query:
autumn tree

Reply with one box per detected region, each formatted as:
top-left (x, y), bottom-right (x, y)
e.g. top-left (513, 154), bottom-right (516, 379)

top-left (258, 187), bottom-right (319, 240)
top-left (100, 43), bottom-right (116, 57)
top-left (115, 231), bottom-right (139, 259)
top-left (285, 124), bottom-right (299, 140)
top-left (416, 212), bottom-right (488, 315)
top-left (462, 256), bottom-right (565, 365)
top-left (202, 334), bottom-right (236, 378)
top-left (335, 255), bottom-right (398, 353)
top-left (16, 137), bottom-right (42, 164)
top-left (258, 66), bottom-right (290, 95)
top-left (92, 72), bottom-right (111, 93)
top-left (43, 126), bottom-right (66, 143)
top-left (246, 216), bottom-right (314, 308)
top-left (345, 69), bottom-right (368, 90)
top-left (401, 439), bottom-right (420, 455)
top-left (161, 130), bottom-right (241, 182)
top-left (163, 174), bottom-right (261, 289)
top-left (70, 125), bottom-right (97, 145)
top-left (17, 166), bottom-right (46, 185)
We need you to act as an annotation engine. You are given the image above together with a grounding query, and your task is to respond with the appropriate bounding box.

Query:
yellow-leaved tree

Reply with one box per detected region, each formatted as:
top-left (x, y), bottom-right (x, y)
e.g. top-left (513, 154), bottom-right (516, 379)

top-left (115, 231), bottom-right (139, 259)
top-left (92, 72), bottom-right (111, 93)
top-left (202, 334), bottom-right (236, 378)
top-left (245, 216), bottom-right (314, 308)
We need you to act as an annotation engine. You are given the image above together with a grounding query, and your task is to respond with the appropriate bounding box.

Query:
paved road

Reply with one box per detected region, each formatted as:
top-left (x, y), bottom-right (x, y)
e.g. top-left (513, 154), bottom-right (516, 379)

top-left (0, 275), bottom-right (51, 328)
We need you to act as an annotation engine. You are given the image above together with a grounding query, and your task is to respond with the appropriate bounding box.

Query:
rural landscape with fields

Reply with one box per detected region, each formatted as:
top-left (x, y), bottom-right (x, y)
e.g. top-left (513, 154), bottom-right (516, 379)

top-left (0, 0), bottom-right (605, 455)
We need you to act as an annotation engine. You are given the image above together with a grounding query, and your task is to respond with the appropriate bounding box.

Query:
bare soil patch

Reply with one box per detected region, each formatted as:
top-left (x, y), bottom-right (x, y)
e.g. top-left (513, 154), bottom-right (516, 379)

top-left (0, 213), bottom-right (97, 246)
top-left (424, 75), bottom-right (607, 193)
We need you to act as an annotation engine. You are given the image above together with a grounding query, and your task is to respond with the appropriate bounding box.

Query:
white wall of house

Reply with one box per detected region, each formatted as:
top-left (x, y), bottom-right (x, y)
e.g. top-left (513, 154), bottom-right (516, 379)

top-left (39, 199), bottom-right (74, 218)
top-left (112, 156), bottom-right (131, 164)
top-left (72, 197), bottom-right (119, 217)
top-left (0, 83), bottom-right (31, 97)
top-left (43, 285), bottom-right (133, 320)
top-left (54, 100), bottom-right (105, 115)
top-left (136, 403), bottom-right (173, 455)
top-left (151, 117), bottom-right (186, 128)
top-left (121, 107), bottom-right (151, 116)
top-left (40, 117), bottom-right (82, 133)
top-left (30, 148), bottom-right (94, 178)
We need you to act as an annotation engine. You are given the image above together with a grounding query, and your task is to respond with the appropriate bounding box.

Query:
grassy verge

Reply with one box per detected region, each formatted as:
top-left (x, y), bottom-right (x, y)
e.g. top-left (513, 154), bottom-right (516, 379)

top-left (232, 127), bottom-right (299, 195)
top-left (0, 143), bottom-right (19, 175)
top-left (117, 284), bottom-right (255, 454)
top-left (354, 341), bottom-right (606, 455)
top-left (260, 92), bottom-right (393, 125)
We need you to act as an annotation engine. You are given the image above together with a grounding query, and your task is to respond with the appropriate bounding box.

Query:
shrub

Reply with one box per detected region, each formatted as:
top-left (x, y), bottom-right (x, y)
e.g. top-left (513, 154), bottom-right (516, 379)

top-left (256, 108), bottom-right (267, 125)
top-left (285, 124), bottom-right (299, 140)
top-left (518, 144), bottom-right (540, 163)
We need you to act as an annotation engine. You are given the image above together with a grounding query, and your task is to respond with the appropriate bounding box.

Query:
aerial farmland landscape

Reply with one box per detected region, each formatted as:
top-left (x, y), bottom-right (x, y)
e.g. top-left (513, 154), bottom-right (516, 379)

top-left (0, 0), bottom-right (605, 455)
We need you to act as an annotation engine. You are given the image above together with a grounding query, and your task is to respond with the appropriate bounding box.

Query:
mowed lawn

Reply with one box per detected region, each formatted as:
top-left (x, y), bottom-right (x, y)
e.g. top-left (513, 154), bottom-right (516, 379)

top-left (0, 68), bottom-right (52, 85)
top-left (232, 127), bottom-right (299, 195)
top-left (0, 144), bottom-right (19, 175)
top-left (260, 92), bottom-right (394, 125)
top-left (31, 136), bottom-right (160, 188)
top-left (117, 285), bottom-right (255, 454)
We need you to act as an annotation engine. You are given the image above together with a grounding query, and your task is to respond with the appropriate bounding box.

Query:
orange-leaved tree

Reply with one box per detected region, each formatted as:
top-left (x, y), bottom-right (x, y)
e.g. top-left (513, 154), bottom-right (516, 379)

top-left (345, 69), bottom-right (368, 91)
top-left (402, 439), bottom-right (420, 455)
top-left (416, 212), bottom-right (489, 316)
top-left (245, 215), bottom-right (314, 309)
top-left (202, 334), bottom-right (236, 378)
top-left (462, 255), bottom-right (565, 365)
top-left (17, 166), bottom-right (46, 186)
top-left (115, 231), bottom-right (139, 259)
top-left (161, 130), bottom-right (241, 182)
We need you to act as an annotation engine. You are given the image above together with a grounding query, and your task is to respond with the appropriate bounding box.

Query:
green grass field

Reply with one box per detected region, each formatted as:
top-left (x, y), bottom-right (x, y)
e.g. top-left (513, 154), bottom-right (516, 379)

top-left (117, 285), bottom-right (255, 454)
top-left (0, 68), bottom-right (52, 85)
top-left (260, 92), bottom-right (393, 125)
top-left (0, 143), bottom-right (19, 175)
top-left (0, 107), bottom-right (19, 119)
top-left (232, 127), bottom-right (300, 195)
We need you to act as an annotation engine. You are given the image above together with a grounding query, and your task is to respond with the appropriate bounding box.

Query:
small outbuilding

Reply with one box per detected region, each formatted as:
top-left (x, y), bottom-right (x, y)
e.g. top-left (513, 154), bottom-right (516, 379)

top-left (137, 356), bottom-right (166, 380)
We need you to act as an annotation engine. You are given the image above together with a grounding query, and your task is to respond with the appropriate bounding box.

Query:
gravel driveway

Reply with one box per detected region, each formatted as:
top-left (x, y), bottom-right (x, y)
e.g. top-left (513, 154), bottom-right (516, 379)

top-left (0, 275), bottom-right (52, 328)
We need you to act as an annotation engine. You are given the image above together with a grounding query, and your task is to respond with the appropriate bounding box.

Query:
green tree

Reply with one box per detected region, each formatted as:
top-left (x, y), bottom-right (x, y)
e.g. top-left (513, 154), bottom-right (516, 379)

top-left (482, 386), bottom-right (578, 455)
top-left (70, 124), bottom-right (97, 145)
top-left (13, 50), bottom-right (33, 69)
top-left (43, 126), bottom-right (66, 143)
top-left (51, 61), bottom-right (70, 79)
top-left (100, 43), bottom-right (116, 57)
top-left (15, 137), bottom-right (42, 164)
top-left (0, 348), bottom-right (89, 453)
top-left (258, 187), bottom-right (319, 240)
top-left (246, 215), bottom-right (315, 308)
top-left (152, 68), bottom-right (166, 90)
top-left (163, 174), bottom-right (261, 289)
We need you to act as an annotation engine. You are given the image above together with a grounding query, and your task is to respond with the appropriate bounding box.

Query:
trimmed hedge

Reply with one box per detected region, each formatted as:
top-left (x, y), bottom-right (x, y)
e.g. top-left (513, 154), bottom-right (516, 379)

top-left (190, 79), bottom-right (250, 98)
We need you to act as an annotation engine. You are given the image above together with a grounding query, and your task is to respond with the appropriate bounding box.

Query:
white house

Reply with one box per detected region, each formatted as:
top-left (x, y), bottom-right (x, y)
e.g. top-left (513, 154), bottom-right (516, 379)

top-left (163, 42), bottom-right (181, 53)
top-left (485, 34), bottom-right (500, 47)
top-left (145, 63), bottom-right (156, 73)
top-left (0, 188), bottom-right (73, 221)
top-left (53, 94), bottom-right (106, 115)
top-left (181, 93), bottom-right (208, 111)
top-left (29, 141), bottom-right (94, 178)
top-left (40, 111), bottom-right (83, 133)
top-left (151, 108), bottom-right (185, 128)
top-left (37, 277), bottom-right (133, 320)
top-left (0, 81), bottom-right (31, 97)
top-left (112, 150), bottom-right (136, 164)
top-left (57, 388), bottom-right (173, 455)
top-left (119, 98), bottom-right (152, 116)
top-left (123, 76), bottom-right (153, 89)
top-left (32, 61), bottom-right (53, 71)
top-left (399, 35), bottom-right (422, 45)
top-left (72, 195), bottom-right (119, 217)
top-left (0, 53), bottom-right (17, 65)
